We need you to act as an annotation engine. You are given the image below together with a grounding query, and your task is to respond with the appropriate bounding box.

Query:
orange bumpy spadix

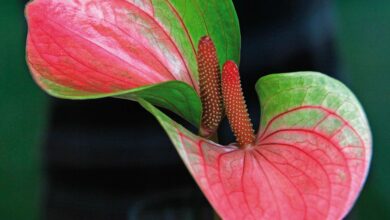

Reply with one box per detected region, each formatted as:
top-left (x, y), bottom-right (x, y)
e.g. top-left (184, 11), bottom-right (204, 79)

top-left (197, 36), bottom-right (224, 138)
top-left (222, 61), bottom-right (255, 148)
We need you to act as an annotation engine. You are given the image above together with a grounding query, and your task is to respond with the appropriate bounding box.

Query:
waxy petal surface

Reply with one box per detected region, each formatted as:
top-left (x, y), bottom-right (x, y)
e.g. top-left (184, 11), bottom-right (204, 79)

top-left (27, 0), bottom-right (190, 94)
top-left (140, 72), bottom-right (371, 220)
top-left (25, 0), bottom-right (240, 98)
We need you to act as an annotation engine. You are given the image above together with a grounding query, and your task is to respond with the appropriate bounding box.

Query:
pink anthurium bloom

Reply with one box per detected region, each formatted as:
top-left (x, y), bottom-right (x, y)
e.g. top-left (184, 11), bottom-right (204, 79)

top-left (25, 0), bottom-right (372, 219)
top-left (139, 69), bottom-right (372, 219)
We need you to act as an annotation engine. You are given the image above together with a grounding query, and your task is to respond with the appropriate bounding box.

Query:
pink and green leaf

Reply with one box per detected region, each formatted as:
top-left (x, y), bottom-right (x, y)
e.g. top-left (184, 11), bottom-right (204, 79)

top-left (25, 0), bottom-right (240, 125)
top-left (140, 72), bottom-right (372, 220)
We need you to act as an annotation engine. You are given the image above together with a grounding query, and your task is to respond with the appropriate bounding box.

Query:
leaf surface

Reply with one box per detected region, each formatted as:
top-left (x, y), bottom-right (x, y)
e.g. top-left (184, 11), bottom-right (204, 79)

top-left (25, 0), bottom-right (240, 125)
top-left (140, 72), bottom-right (372, 220)
top-left (117, 81), bottom-right (201, 126)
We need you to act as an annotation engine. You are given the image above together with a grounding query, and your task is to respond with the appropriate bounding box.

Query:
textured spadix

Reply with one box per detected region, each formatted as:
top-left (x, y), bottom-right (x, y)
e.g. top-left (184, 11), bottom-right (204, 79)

top-left (140, 72), bottom-right (372, 220)
top-left (198, 36), bottom-right (224, 138)
top-left (222, 61), bottom-right (255, 148)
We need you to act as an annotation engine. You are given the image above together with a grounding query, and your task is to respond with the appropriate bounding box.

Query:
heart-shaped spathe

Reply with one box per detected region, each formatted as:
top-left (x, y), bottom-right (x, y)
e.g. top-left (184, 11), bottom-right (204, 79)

top-left (140, 72), bottom-right (371, 220)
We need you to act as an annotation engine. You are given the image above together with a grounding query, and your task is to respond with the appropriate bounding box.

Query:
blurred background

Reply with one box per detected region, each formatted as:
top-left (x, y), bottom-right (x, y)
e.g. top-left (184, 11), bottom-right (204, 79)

top-left (0, 0), bottom-right (389, 219)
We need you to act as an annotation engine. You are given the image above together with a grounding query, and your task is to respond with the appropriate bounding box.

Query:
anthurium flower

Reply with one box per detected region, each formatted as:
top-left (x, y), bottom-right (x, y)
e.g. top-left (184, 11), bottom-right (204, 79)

top-left (25, 0), bottom-right (372, 219)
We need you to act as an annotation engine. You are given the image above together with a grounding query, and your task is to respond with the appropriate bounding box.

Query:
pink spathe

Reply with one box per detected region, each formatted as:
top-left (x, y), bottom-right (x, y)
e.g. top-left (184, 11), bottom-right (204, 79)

top-left (26, 0), bottom-right (196, 94)
top-left (177, 105), bottom-right (369, 219)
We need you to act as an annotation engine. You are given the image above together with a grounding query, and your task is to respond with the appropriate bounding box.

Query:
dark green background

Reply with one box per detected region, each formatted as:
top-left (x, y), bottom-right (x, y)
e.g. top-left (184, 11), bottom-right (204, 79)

top-left (336, 0), bottom-right (390, 219)
top-left (0, 1), bottom-right (388, 219)
top-left (0, 2), bottom-right (48, 220)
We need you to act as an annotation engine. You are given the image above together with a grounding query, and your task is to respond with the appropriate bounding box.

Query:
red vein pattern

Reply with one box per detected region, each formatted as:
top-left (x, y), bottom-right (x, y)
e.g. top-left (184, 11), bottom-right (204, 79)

top-left (173, 105), bottom-right (369, 220)
top-left (26, 0), bottom-right (195, 94)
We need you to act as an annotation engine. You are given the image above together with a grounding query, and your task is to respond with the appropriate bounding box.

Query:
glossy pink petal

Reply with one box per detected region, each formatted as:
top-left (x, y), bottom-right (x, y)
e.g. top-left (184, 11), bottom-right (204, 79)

top-left (26, 0), bottom-right (196, 95)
